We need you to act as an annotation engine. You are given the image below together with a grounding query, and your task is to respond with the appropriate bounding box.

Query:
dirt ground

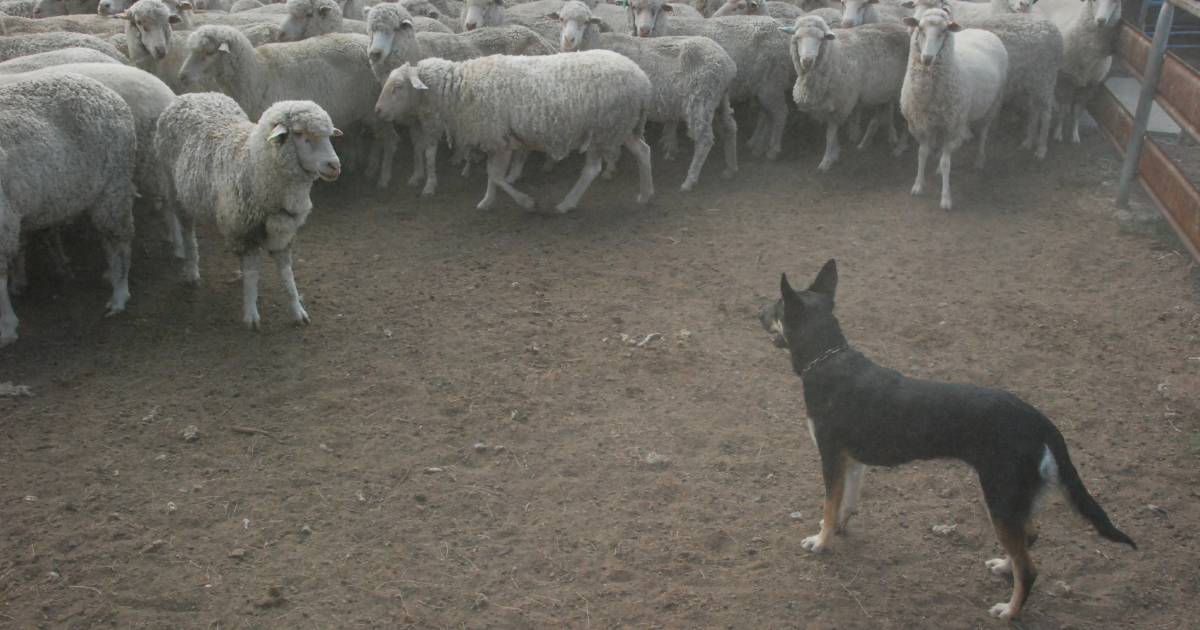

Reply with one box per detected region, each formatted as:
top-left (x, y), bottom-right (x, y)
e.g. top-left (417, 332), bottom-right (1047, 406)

top-left (2, 116), bottom-right (1199, 630)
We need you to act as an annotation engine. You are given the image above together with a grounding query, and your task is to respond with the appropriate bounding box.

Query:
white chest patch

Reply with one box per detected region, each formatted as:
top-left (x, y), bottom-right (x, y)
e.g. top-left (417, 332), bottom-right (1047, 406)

top-left (807, 417), bottom-right (818, 448)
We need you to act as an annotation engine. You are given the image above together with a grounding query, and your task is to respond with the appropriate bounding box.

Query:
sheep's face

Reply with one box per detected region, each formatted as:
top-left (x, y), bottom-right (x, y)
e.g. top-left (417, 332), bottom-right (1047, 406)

top-left (903, 10), bottom-right (959, 67)
top-left (367, 20), bottom-right (412, 64)
top-left (788, 19), bottom-right (834, 71)
top-left (269, 124), bottom-right (343, 182)
top-left (628, 0), bottom-right (671, 37)
top-left (838, 0), bottom-right (878, 28)
top-left (712, 0), bottom-right (762, 17)
top-left (279, 0), bottom-right (338, 42)
top-left (32, 0), bottom-right (69, 17)
top-left (1090, 0), bottom-right (1118, 28)
top-left (179, 34), bottom-right (230, 87)
top-left (122, 7), bottom-right (173, 61)
top-left (97, 0), bottom-right (131, 16)
top-left (376, 65), bottom-right (426, 123)
top-left (550, 4), bottom-right (599, 51)
top-left (462, 0), bottom-right (501, 31)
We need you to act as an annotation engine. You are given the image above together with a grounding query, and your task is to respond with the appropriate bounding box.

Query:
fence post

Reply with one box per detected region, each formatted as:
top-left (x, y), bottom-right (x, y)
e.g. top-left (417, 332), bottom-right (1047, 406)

top-left (1117, 3), bottom-right (1176, 208)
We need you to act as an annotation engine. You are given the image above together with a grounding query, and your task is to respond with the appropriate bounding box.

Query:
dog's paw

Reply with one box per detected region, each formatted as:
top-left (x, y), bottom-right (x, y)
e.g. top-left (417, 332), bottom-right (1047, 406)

top-left (988, 602), bottom-right (1015, 620)
top-left (985, 558), bottom-right (1012, 576)
top-left (800, 535), bottom-right (829, 554)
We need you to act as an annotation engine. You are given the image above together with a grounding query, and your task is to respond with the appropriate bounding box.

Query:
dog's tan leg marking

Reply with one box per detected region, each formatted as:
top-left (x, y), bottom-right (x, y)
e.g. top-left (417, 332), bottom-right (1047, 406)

top-left (837, 461), bottom-right (866, 533)
top-left (988, 522), bottom-right (1037, 620)
top-left (802, 453), bottom-right (846, 554)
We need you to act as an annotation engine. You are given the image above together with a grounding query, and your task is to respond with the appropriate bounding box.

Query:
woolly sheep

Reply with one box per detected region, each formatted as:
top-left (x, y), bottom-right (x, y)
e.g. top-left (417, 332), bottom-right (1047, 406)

top-left (783, 15), bottom-right (908, 170)
top-left (899, 8), bottom-right (1008, 210)
top-left (0, 0), bottom-right (35, 17)
top-left (155, 94), bottom-right (342, 328)
top-left (898, 0), bottom-right (1015, 22)
top-left (0, 74), bottom-right (137, 346)
top-left (711, 0), bottom-right (803, 20)
top-left (0, 31), bottom-right (129, 62)
top-left (622, 5), bottom-right (795, 160)
top-left (553, 0), bottom-right (737, 190)
top-left (0, 46), bottom-right (120, 71)
top-left (838, 0), bottom-right (908, 27)
top-left (229, 0), bottom-right (265, 10)
top-left (376, 51), bottom-right (655, 213)
top-left (905, 0), bottom-right (1063, 158)
top-left (1, 12), bottom-right (128, 34)
top-left (1053, 0), bottom-right (1116, 144)
top-left (31, 0), bottom-right (98, 17)
top-left (400, 0), bottom-right (460, 31)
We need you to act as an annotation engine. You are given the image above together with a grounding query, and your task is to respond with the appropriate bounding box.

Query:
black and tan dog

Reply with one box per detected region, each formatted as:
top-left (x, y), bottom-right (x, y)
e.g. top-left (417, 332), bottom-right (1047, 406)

top-left (762, 259), bottom-right (1135, 620)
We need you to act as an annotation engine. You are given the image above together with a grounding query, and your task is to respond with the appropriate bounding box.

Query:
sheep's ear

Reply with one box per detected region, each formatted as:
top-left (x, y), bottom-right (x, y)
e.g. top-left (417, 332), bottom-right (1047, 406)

top-left (823, 31), bottom-right (835, 40)
top-left (900, 0), bottom-right (914, 6)
top-left (318, 5), bottom-right (331, 16)
top-left (400, 18), bottom-right (414, 29)
top-left (661, 4), bottom-right (673, 12)
top-left (588, 16), bottom-right (602, 24)
top-left (268, 124), bottom-right (289, 144)
top-left (179, 0), bottom-right (193, 8)
top-left (901, 15), bottom-right (918, 27)
top-left (331, 128), bottom-right (343, 137)
top-left (116, 10), bottom-right (132, 20)
top-left (217, 41), bottom-right (231, 53)
top-left (546, 11), bottom-right (559, 18)
top-left (947, 20), bottom-right (962, 31)
top-left (168, 14), bottom-right (182, 23)
top-left (408, 70), bottom-right (428, 90)
top-left (778, 25), bottom-right (794, 33)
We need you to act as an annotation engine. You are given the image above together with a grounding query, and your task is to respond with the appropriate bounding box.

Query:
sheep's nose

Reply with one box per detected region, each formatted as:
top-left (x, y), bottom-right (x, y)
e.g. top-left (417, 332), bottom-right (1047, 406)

top-left (368, 49), bottom-right (383, 62)
top-left (638, 27), bottom-right (650, 37)
top-left (800, 57), bottom-right (814, 69)
top-left (563, 36), bottom-right (575, 48)
top-left (465, 21), bottom-right (476, 30)
top-left (1096, 18), bottom-right (1107, 26)
top-left (154, 46), bottom-right (167, 60)
top-left (921, 55), bottom-right (933, 66)
top-left (322, 160), bottom-right (342, 180)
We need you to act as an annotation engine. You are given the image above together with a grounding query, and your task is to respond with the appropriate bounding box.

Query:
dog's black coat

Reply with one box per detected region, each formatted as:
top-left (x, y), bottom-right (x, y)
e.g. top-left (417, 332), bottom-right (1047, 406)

top-left (766, 259), bottom-right (1134, 619)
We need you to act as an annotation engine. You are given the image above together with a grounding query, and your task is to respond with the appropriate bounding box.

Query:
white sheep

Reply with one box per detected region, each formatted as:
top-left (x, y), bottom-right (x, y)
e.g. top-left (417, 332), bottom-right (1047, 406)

top-left (553, 0), bottom-right (737, 190)
top-left (899, 8), bottom-right (1008, 210)
top-left (0, 31), bottom-right (128, 62)
top-left (400, 0), bottom-right (461, 31)
top-left (335, 0), bottom-right (362, 19)
top-left (229, 0), bottom-right (265, 10)
top-left (0, 0), bottom-right (35, 17)
top-left (783, 15), bottom-right (909, 170)
top-left (711, 0), bottom-right (803, 20)
top-left (1, 12), bottom-right (129, 34)
top-left (838, 0), bottom-right (908, 27)
top-left (1053, 0), bottom-right (1116, 144)
top-left (376, 51), bottom-right (654, 213)
top-left (0, 74), bottom-right (137, 346)
top-left (0, 46), bottom-right (121, 71)
top-left (155, 94), bottom-right (342, 329)
top-left (31, 0), bottom-right (98, 17)
top-left (899, 0), bottom-right (1016, 22)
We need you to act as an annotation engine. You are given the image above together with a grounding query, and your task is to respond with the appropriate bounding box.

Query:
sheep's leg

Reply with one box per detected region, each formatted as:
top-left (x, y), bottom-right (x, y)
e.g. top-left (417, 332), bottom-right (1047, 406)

top-left (102, 236), bottom-right (131, 316)
top-left (1070, 97), bottom-right (1084, 144)
top-left (625, 135), bottom-right (654, 205)
top-left (407, 124), bottom-right (427, 188)
top-left (911, 142), bottom-right (929, 196)
top-left (681, 111), bottom-right (715, 192)
top-left (179, 210), bottom-right (200, 286)
top-left (481, 149), bottom-right (535, 211)
top-left (716, 95), bottom-right (738, 179)
top-left (762, 91), bottom-right (789, 161)
top-left (375, 122), bottom-right (399, 190)
top-left (163, 200), bottom-right (185, 259)
top-left (421, 143), bottom-right (439, 197)
top-left (1021, 106), bottom-right (1037, 151)
top-left (0, 257), bottom-right (16, 347)
top-left (893, 127), bottom-right (911, 157)
top-left (659, 122), bottom-right (679, 162)
top-left (10, 242), bottom-right (27, 297)
top-left (46, 228), bottom-right (73, 279)
top-left (272, 246), bottom-right (309, 325)
top-left (602, 154), bottom-right (619, 181)
top-left (506, 149), bottom-right (528, 184)
top-left (557, 149), bottom-right (604, 213)
top-left (818, 122), bottom-right (840, 172)
top-left (976, 112), bottom-right (998, 170)
top-left (542, 154), bottom-right (560, 175)
top-left (748, 110), bottom-right (767, 157)
top-left (241, 250), bottom-right (261, 331)
top-left (857, 113), bottom-right (881, 151)
top-left (1035, 102), bottom-right (1051, 160)
top-left (884, 104), bottom-right (899, 146)
top-left (846, 107), bottom-right (863, 145)
top-left (939, 147), bottom-right (953, 211)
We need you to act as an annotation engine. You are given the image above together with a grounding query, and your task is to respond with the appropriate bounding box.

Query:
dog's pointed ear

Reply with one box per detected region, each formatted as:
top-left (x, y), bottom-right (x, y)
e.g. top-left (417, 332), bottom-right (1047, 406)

top-left (781, 273), bottom-right (799, 302)
top-left (808, 259), bottom-right (838, 298)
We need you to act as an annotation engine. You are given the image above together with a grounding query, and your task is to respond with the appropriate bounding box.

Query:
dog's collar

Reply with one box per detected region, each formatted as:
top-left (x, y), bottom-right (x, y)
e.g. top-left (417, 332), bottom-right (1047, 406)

top-left (800, 345), bottom-right (848, 377)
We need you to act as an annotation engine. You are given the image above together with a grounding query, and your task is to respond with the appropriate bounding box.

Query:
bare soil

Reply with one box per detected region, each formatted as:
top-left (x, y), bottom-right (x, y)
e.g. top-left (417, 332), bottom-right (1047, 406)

top-left (2, 119), bottom-right (1199, 629)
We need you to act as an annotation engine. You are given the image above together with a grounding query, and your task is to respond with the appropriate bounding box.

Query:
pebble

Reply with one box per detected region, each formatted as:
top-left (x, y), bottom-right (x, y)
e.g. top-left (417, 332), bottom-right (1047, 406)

top-left (789, 511), bottom-right (804, 520)
top-left (473, 443), bottom-right (488, 453)
top-left (182, 425), bottom-right (200, 442)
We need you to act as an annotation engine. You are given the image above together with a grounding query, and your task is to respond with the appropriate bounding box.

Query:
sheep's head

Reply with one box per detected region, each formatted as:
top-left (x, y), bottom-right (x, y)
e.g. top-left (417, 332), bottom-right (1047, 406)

top-left (32, 0), bottom-right (69, 18)
top-left (839, 0), bottom-right (878, 27)
top-left (179, 25), bottom-right (238, 86)
top-left (462, 0), bottom-right (502, 31)
top-left (549, 0), bottom-right (600, 52)
top-left (1087, 0), bottom-right (1118, 28)
top-left (98, 0), bottom-right (132, 17)
top-left (781, 15), bottom-right (834, 71)
top-left (261, 100), bottom-right (343, 182)
top-left (119, 0), bottom-right (173, 61)
top-left (712, 0), bottom-right (764, 17)
top-left (279, 0), bottom-right (341, 42)
top-left (628, 0), bottom-right (671, 38)
top-left (165, 0), bottom-right (195, 25)
top-left (901, 8), bottom-right (960, 66)
top-left (376, 63), bottom-right (428, 123)
top-left (898, 0), bottom-right (943, 20)
top-left (366, 4), bottom-right (415, 65)
top-left (400, 0), bottom-right (442, 20)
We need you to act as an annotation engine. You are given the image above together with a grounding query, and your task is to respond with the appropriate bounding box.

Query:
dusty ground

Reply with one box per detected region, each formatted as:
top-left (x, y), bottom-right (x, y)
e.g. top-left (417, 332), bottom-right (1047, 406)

top-left (2, 117), bottom-right (1199, 630)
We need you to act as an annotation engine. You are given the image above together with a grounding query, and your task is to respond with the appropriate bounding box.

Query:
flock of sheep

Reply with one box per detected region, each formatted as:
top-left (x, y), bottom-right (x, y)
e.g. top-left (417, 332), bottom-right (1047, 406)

top-left (0, 0), bottom-right (1118, 354)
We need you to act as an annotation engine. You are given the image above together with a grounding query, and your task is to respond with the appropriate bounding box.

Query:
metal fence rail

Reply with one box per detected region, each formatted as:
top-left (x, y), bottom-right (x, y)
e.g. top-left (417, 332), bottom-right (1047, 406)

top-left (1107, 2), bottom-right (1200, 261)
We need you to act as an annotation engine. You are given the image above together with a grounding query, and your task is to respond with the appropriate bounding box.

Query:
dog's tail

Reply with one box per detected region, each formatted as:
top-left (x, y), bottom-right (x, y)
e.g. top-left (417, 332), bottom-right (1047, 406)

top-left (1045, 431), bottom-right (1137, 550)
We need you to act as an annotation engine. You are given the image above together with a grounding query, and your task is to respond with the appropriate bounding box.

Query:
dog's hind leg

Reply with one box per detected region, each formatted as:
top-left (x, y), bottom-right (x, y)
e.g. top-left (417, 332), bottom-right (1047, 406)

top-left (802, 449), bottom-right (847, 554)
top-left (837, 461), bottom-right (866, 533)
top-left (980, 466), bottom-right (1040, 619)
top-left (988, 520), bottom-right (1038, 620)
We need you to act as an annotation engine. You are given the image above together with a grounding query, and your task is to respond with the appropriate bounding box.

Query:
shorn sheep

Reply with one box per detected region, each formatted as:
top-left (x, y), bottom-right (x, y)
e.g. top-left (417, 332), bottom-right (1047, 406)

top-left (0, 74), bottom-right (137, 346)
top-left (783, 15), bottom-right (909, 171)
top-left (553, 0), bottom-right (737, 190)
top-left (900, 8), bottom-right (1008, 211)
top-left (155, 94), bottom-right (342, 329)
top-left (1054, 0), bottom-right (1117, 144)
top-left (376, 51), bottom-right (654, 213)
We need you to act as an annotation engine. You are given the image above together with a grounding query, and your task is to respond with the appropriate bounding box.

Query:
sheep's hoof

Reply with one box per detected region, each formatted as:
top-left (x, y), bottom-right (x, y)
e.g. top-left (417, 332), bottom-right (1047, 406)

top-left (376, 176), bottom-right (391, 190)
top-left (513, 195), bottom-right (536, 211)
top-left (721, 168), bottom-right (736, 180)
top-left (940, 198), bottom-right (953, 211)
top-left (636, 192), bottom-right (654, 206)
top-left (244, 317), bottom-right (260, 332)
top-left (1070, 134), bottom-right (1081, 144)
top-left (421, 185), bottom-right (437, 197)
top-left (1034, 148), bottom-right (1046, 160)
top-left (817, 160), bottom-right (833, 172)
top-left (292, 305), bottom-right (310, 326)
top-left (406, 174), bottom-right (424, 187)
top-left (0, 333), bottom-right (15, 348)
top-left (601, 170), bottom-right (615, 181)
top-left (553, 202), bottom-right (574, 214)
top-left (105, 295), bottom-right (129, 317)
top-left (476, 197), bottom-right (494, 211)
top-left (680, 180), bottom-right (696, 192)
top-left (911, 184), bottom-right (923, 197)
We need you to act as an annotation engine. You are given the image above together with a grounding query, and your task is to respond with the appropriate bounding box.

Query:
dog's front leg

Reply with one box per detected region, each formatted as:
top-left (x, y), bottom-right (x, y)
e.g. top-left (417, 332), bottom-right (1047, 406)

top-left (802, 448), bottom-right (846, 554)
top-left (837, 461), bottom-right (866, 533)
